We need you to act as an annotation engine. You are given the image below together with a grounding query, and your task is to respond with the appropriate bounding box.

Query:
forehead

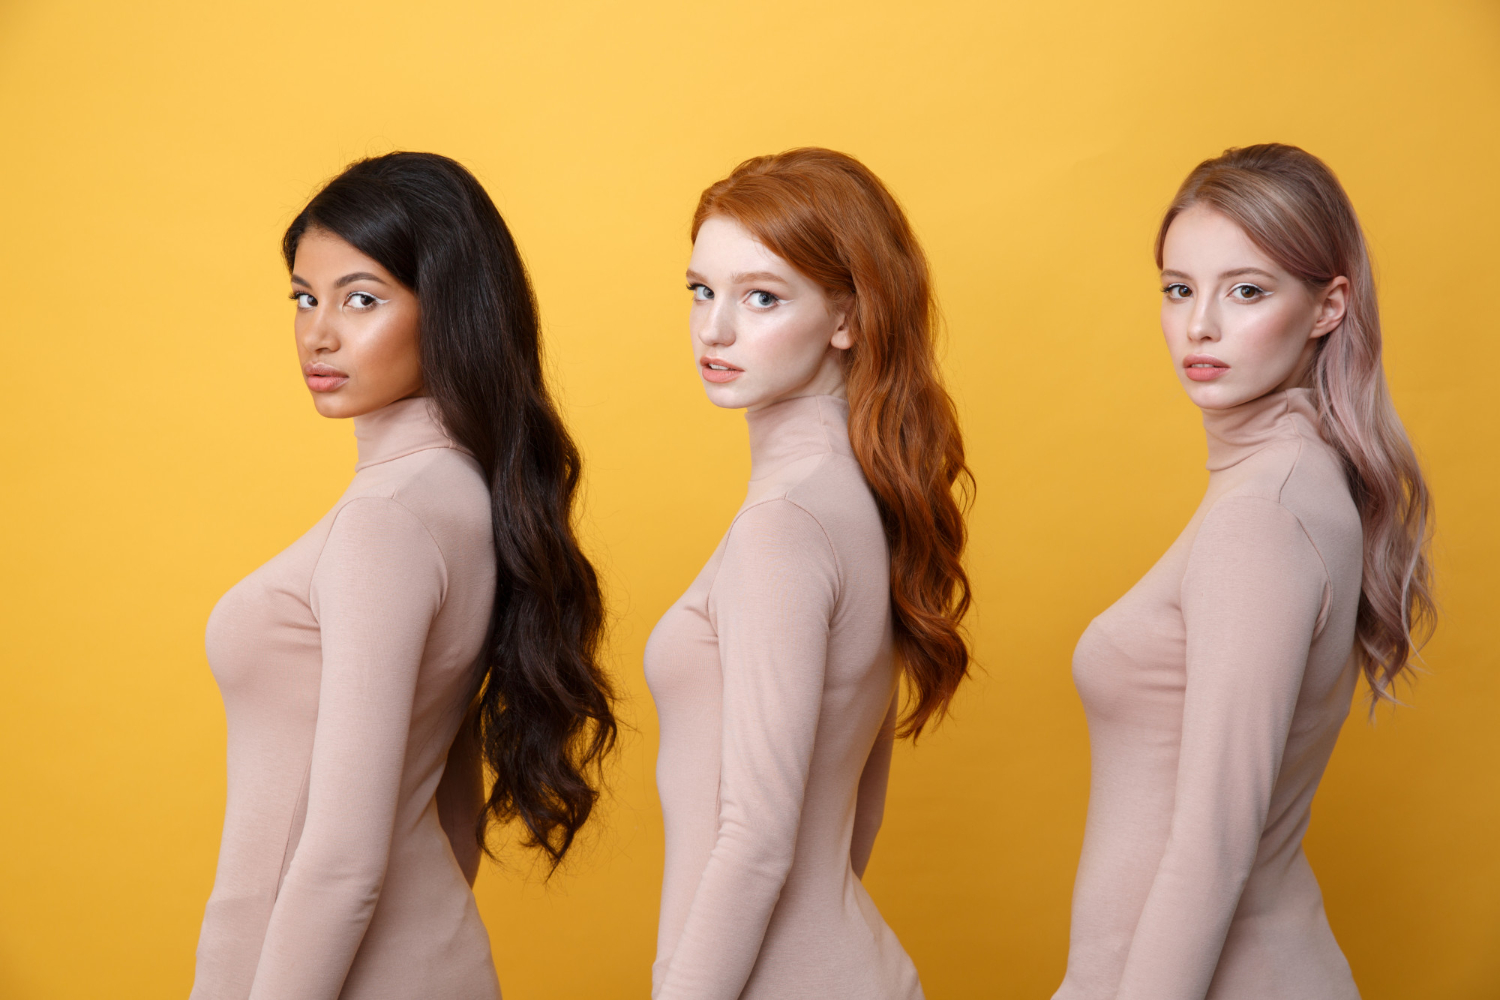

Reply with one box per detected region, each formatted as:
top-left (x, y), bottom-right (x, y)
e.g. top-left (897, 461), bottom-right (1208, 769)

top-left (292, 228), bottom-right (388, 278)
top-left (689, 216), bottom-right (793, 277)
top-left (1160, 205), bottom-right (1279, 275)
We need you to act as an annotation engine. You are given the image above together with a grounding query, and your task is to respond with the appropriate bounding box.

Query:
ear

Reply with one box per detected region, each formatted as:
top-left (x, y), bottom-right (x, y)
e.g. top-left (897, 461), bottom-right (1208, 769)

top-left (829, 300), bottom-right (855, 351)
top-left (1311, 276), bottom-right (1350, 339)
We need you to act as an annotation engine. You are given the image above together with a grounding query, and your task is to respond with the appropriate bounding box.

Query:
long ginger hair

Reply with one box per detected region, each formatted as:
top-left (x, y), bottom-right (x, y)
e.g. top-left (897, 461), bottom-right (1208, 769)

top-left (693, 148), bottom-right (973, 737)
top-left (1156, 143), bottom-right (1435, 702)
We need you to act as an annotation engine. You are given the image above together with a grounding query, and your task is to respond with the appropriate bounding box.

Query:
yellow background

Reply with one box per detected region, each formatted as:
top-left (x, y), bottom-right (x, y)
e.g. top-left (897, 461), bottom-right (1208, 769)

top-left (2, 1), bottom-right (1496, 997)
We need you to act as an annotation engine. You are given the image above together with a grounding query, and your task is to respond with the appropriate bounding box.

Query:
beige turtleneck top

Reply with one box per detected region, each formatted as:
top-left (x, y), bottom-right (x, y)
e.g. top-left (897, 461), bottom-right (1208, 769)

top-left (644, 395), bottom-right (922, 1000)
top-left (1055, 388), bottom-right (1365, 1000)
top-left (192, 397), bottom-right (500, 1000)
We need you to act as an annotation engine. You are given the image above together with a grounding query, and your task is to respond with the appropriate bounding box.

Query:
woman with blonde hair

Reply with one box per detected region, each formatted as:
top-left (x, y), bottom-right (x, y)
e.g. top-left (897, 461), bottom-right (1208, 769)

top-left (645, 148), bottom-right (972, 999)
top-left (1055, 144), bottom-right (1434, 1000)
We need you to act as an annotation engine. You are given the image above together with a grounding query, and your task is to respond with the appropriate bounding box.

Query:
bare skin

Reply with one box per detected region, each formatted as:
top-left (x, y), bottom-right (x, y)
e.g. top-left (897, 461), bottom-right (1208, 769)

top-left (290, 228), bottom-right (423, 419)
top-left (686, 215), bottom-right (852, 411)
top-left (1160, 205), bottom-right (1348, 410)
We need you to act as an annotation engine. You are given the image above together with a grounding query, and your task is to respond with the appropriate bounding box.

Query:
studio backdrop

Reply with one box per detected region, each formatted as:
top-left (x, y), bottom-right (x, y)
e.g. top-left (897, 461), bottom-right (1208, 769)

top-left (1, 1), bottom-right (1496, 997)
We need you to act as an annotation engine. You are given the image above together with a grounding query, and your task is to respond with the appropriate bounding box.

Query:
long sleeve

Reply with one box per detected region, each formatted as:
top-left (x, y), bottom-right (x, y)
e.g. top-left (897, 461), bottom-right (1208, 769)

top-left (655, 499), bottom-right (839, 1000)
top-left (1115, 496), bottom-right (1328, 1000)
top-left (190, 849), bottom-right (273, 1000)
top-left (851, 691), bottom-right (897, 879)
top-left (246, 498), bottom-right (447, 1000)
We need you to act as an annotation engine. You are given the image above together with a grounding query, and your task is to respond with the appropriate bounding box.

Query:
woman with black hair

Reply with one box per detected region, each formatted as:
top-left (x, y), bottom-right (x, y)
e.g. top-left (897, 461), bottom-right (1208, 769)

top-left (190, 152), bottom-right (615, 1000)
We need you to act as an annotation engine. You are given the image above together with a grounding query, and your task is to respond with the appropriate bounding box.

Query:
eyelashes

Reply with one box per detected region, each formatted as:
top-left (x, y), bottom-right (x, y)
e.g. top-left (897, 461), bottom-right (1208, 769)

top-left (288, 291), bottom-right (388, 310)
top-left (1159, 282), bottom-right (1272, 301)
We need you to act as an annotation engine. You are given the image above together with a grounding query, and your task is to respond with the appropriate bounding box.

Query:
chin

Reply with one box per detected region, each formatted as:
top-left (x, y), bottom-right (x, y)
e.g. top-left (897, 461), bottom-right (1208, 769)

top-left (309, 396), bottom-right (340, 418)
top-left (1182, 377), bottom-right (1273, 411)
top-left (308, 393), bottom-right (366, 420)
top-left (702, 381), bottom-right (762, 411)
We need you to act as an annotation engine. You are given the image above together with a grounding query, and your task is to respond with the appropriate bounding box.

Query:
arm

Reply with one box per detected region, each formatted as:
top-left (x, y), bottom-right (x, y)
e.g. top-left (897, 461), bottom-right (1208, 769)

top-left (1115, 497), bottom-right (1328, 1000)
top-left (851, 691), bottom-right (898, 880)
top-left (436, 704), bottom-right (484, 887)
top-left (246, 498), bottom-right (446, 1000)
top-left (655, 500), bottom-right (838, 1000)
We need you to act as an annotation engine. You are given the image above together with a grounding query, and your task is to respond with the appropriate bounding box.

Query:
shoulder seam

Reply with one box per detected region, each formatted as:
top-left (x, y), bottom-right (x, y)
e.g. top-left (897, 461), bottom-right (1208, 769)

top-left (1196, 494), bottom-right (1334, 638)
top-left (706, 496), bottom-right (843, 611)
top-left (307, 495), bottom-right (452, 619)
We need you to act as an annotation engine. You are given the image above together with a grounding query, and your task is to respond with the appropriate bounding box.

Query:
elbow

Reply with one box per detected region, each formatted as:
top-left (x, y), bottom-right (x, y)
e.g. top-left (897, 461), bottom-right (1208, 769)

top-left (720, 844), bottom-right (796, 889)
top-left (284, 841), bottom-right (391, 907)
top-left (1157, 837), bottom-right (1259, 897)
top-left (710, 819), bottom-right (799, 890)
top-left (326, 862), bottom-right (389, 902)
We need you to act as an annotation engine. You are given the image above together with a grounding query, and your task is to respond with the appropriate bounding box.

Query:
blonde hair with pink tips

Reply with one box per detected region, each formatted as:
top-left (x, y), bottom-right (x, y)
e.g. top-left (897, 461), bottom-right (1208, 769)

top-left (1156, 143), bottom-right (1435, 703)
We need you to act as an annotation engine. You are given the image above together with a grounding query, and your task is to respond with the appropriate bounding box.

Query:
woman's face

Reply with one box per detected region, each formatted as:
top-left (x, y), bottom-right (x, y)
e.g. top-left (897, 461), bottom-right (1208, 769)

top-left (290, 228), bottom-right (423, 419)
top-left (1159, 204), bottom-right (1348, 410)
top-left (685, 215), bottom-right (852, 411)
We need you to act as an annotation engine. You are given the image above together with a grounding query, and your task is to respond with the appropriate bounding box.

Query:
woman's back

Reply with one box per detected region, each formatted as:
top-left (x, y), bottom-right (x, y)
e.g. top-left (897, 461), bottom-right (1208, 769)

top-left (1061, 389), bottom-right (1363, 1000)
top-left (195, 397), bottom-right (499, 1000)
top-left (646, 395), bottom-right (921, 1000)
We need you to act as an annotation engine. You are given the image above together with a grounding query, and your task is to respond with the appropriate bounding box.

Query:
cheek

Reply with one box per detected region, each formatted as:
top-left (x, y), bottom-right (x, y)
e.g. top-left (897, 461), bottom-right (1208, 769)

top-left (1230, 306), bottom-right (1305, 365)
top-left (352, 312), bottom-right (422, 385)
top-left (1160, 304), bottom-right (1181, 343)
top-left (1160, 304), bottom-right (1192, 356)
top-left (293, 314), bottom-right (313, 352)
top-left (755, 312), bottom-right (830, 370)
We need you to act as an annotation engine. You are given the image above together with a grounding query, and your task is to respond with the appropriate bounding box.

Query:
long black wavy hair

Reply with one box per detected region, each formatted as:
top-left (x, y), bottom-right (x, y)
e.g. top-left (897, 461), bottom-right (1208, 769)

top-left (283, 152), bottom-right (616, 869)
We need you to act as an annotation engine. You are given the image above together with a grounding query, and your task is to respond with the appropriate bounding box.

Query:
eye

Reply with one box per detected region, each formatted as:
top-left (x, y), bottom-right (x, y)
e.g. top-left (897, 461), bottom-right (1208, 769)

top-left (346, 291), bottom-right (383, 310)
top-left (748, 290), bottom-right (780, 308)
top-left (1162, 283), bottom-right (1192, 300)
top-left (688, 283), bottom-right (714, 301)
top-left (1230, 283), bottom-right (1268, 301)
top-left (291, 292), bottom-right (317, 309)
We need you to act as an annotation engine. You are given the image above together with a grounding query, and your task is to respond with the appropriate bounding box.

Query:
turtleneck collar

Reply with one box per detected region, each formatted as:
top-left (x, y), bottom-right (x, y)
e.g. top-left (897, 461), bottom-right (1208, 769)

top-left (1202, 387), bottom-right (1322, 472)
top-left (746, 394), bottom-right (854, 481)
top-left (353, 396), bottom-right (463, 471)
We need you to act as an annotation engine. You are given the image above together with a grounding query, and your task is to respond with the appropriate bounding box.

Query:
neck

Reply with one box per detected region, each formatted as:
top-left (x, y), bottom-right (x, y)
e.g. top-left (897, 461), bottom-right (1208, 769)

top-left (353, 396), bottom-right (462, 471)
top-left (1201, 387), bottom-right (1321, 471)
top-left (745, 394), bottom-right (854, 480)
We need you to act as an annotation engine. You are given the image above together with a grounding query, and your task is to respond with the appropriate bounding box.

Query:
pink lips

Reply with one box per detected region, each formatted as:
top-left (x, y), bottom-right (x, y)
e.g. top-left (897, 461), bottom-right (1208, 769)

top-left (700, 356), bottom-right (743, 384)
top-left (304, 362), bottom-right (350, 392)
top-left (1183, 354), bottom-right (1230, 382)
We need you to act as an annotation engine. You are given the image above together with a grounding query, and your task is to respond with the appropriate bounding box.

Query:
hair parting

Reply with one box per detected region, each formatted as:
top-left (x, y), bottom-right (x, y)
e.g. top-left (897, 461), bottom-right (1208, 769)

top-left (1155, 143), bottom-right (1436, 705)
top-left (283, 152), bottom-right (616, 870)
top-left (692, 147), bottom-right (973, 737)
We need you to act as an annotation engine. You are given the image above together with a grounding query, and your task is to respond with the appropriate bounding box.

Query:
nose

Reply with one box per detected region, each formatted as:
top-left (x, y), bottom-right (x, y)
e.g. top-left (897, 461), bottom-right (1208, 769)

top-left (695, 300), bottom-right (735, 349)
top-left (298, 301), bottom-right (339, 355)
top-left (1187, 294), bottom-right (1220, 345)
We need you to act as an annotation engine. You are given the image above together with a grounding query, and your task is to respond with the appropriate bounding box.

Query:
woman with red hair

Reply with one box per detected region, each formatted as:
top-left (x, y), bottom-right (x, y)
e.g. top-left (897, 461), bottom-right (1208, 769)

top-left (1055, 144), bottom-right (1435, 1000)
top-left (644, 148), bottom-right (972, 999)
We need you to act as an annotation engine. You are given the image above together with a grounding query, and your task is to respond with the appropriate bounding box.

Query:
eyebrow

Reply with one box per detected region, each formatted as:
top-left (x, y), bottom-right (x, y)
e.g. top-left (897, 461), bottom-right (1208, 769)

top-left (289, 271), bottom-right (391, 288)
top-left (1160, 267), bottom-right (1277, 280)
top-left (731, 270), bottom-right (791, 285)
top-left (684, 269), bottom-right (792, 286)
top-left (336, 271), bottom-right (389, 288)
